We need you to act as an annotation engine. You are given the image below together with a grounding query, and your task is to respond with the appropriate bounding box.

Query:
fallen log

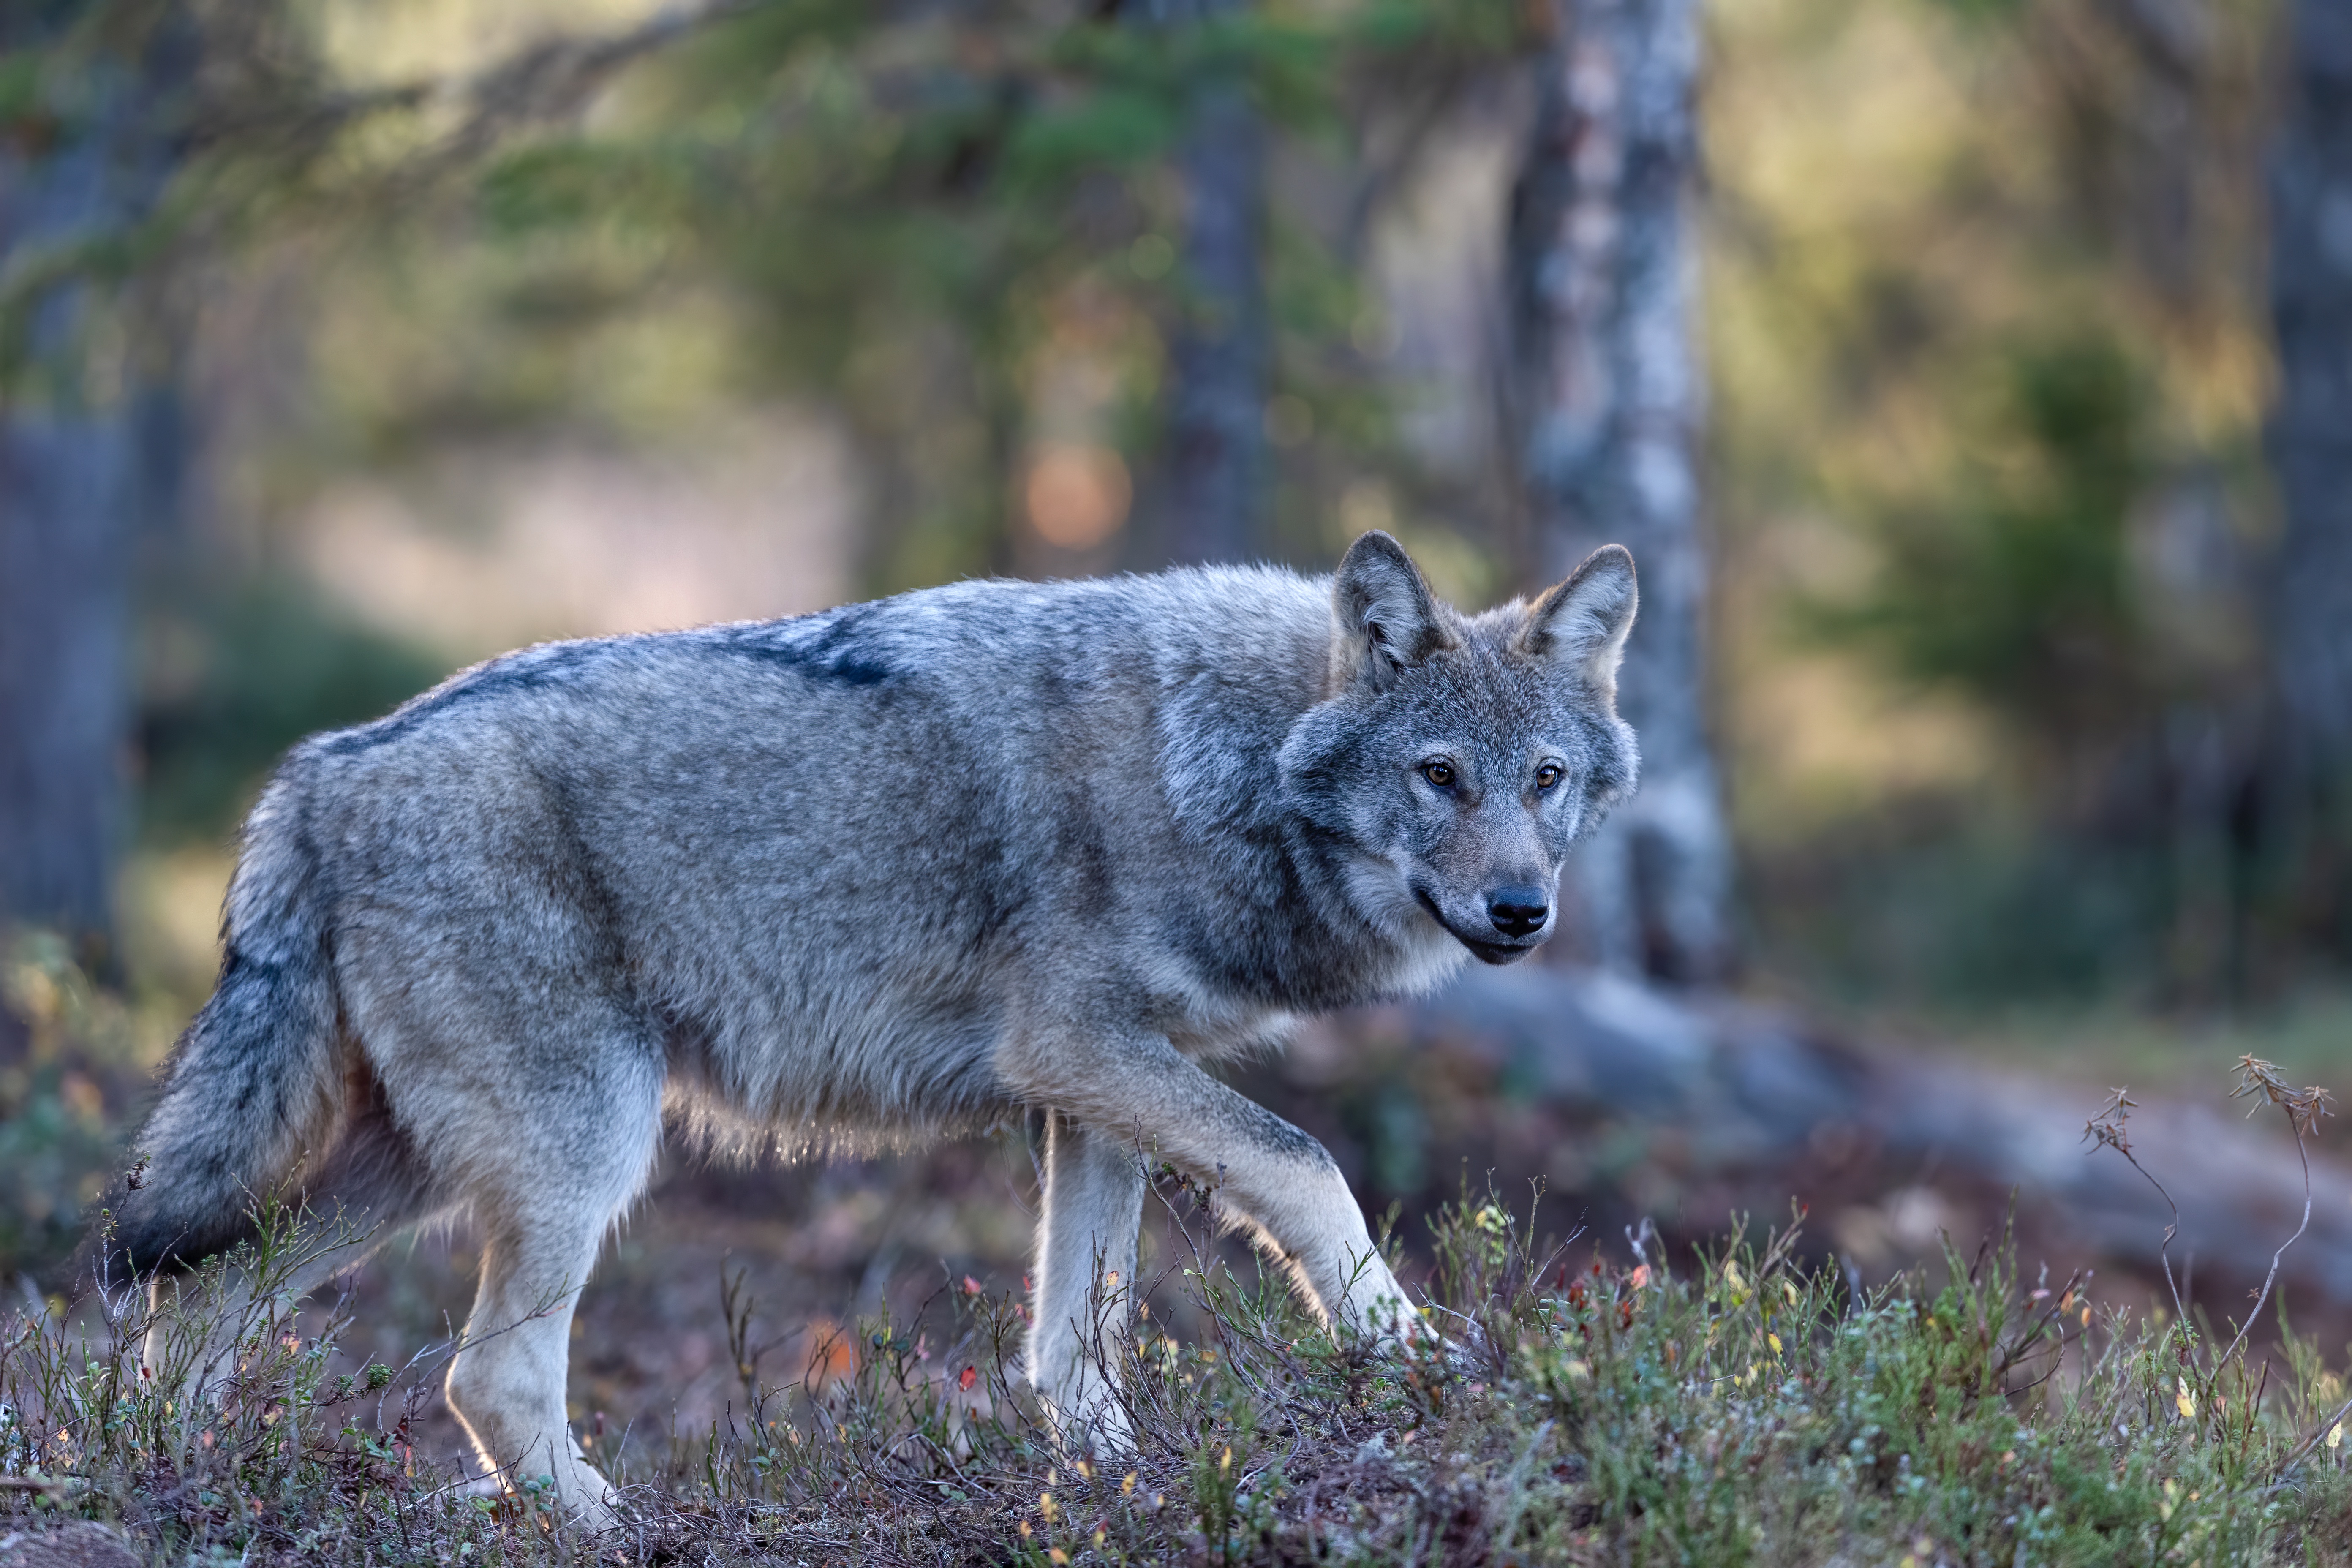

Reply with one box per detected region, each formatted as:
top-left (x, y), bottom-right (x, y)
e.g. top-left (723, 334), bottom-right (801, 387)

top-left (1247, 965), bottom-right (2352, 1318)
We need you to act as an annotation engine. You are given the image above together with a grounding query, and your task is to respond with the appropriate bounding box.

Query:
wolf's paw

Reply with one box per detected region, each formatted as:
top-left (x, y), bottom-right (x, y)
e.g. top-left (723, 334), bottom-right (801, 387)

top-left (1420, 1308), bottom-right (1497, 1379)
top-left (492, 1451), bottom-right (620, 1533)
top-left (1335, 1263), bottom-right (1424, 1353)
top-left (1340, 1286), bottom-right (1491, 1381)
top-left (548, 1458), bottom-right (622, 1533)
top-left (1062, 1401), bottom-right (1138, 1459)
top-left (1039, 1382), bottom-right (1136, 1459)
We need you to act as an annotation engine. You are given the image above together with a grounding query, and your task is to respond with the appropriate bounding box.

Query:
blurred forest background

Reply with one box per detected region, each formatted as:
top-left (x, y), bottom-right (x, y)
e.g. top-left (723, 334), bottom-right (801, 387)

top-left (4, 0), bottom-right (2351, 1453)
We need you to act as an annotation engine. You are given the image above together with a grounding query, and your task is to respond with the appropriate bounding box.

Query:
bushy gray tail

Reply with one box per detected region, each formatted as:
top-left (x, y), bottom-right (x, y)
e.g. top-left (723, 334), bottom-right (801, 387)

top-left (101, 777), bottom-right (348, 1279)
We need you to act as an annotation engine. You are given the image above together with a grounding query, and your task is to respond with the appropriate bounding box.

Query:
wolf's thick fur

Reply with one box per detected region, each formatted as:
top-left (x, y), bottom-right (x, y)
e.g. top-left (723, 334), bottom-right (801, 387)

top-left (102, 531), bottom-right (1638, 1521)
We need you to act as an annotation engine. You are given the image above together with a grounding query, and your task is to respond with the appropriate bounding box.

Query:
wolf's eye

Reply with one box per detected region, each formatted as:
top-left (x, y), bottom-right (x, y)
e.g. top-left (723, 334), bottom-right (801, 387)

top-left (1421, 760), bottom-right (1456, 788)
top-left (1535, 763), bottom-right (1564, 791)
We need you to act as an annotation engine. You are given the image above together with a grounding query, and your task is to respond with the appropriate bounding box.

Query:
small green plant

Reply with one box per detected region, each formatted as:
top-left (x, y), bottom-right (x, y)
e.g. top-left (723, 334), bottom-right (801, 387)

top-left (0, 1197), bottom-right (534, 1564)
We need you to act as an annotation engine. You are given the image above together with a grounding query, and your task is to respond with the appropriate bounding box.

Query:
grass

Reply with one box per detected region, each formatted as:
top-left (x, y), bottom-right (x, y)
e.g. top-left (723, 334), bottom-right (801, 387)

top-left (10, 927), bottom-right (2352, 1562)
top-left (8, 1146), bottom-right (2352, 1567)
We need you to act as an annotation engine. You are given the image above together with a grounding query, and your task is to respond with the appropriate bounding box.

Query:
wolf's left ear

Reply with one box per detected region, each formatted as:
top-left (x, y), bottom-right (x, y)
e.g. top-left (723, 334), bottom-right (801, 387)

top-left (1331, 530), bottom-right (1452, 692)
top-left (1518, 544), bottom-right (1638, 695)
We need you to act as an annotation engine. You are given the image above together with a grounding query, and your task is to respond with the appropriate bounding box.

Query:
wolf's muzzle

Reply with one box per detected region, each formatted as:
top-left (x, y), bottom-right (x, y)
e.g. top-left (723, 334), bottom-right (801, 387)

top-left (1414, 885), bottom-right (1546, 966)
top-left (1486, 885), bottom-right (1549, 939)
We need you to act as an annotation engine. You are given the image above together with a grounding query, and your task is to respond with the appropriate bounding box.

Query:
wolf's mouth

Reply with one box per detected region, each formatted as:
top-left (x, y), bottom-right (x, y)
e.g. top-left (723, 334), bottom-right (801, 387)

top-left (1412, 887), bottom-right (1541, 966)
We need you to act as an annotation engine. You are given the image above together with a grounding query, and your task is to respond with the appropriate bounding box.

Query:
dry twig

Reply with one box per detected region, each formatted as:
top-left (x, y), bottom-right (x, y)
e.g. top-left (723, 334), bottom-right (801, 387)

top-left (2218, 1057), bottom-right (2331, 1372)
top-left (2082, 1086), bottom-right (2189, 1325)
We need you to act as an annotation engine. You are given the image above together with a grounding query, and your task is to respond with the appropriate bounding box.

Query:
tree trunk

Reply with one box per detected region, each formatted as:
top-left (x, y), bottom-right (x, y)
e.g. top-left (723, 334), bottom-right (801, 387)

top-left (0, 17), bottom-right (185, 963)
top-left (1130, 0), bottom-right (1268, 567)
top-left (1506, 0), bottom-right (1729, 983)
top-left (2266, 0), bottom-right (2352, 792)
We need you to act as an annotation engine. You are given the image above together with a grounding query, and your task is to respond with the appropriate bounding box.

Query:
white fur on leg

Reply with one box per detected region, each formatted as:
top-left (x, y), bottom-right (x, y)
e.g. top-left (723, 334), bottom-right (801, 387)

top-left (443, 1234), bottom-right (618, 1531)
top-left (1026, 1113), bottom-right (1146, 1454)
top-left (1216, 1160), bottom-right (1421, 1348)
top-left (1331, 1244), bottom-right (1421, 1346)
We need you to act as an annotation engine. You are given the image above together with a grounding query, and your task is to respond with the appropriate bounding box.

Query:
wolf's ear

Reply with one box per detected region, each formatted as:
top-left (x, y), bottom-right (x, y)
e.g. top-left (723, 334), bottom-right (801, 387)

top-left (1331, 530), bottom-right (1451, 691)
top-left (1518, 544), bottom-right (1637, 695)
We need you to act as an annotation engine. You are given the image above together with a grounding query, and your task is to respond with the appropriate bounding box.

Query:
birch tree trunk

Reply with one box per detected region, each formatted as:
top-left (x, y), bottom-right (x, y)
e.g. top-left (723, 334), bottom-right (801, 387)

top-left (0, 17), bottom-right (185, 962)
top-left (1506, 0), bottom-right (1729, 983)
top-left (1126, 0), bottom-right (1267, 566)
top-left (2267, 0), bottom-right (2352, 782)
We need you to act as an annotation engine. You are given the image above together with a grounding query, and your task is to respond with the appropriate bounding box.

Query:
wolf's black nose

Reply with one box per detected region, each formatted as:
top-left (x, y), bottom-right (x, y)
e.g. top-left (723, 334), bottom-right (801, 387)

top-left (1487, 887), bottom-right (1549, 938)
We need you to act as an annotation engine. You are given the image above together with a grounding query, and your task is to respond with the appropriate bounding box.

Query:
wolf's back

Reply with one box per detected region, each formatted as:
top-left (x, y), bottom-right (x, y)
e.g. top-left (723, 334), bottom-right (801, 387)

top-left (103, 756), bottom-right (346, 1278)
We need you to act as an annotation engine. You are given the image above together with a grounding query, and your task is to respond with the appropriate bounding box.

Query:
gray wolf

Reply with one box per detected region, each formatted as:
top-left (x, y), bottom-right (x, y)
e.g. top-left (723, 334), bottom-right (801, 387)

top-left (98, 529), bottom-right (1639, 1524)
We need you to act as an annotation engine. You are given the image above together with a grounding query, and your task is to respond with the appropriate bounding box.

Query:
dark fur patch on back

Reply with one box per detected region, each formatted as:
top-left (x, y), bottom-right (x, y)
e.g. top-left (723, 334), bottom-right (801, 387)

top-left (313, 641), bottom-right (613, 757)
top-left (313, 610), bottom-right (910, 760)
top-left (715, 610), bottom-right (899, 687)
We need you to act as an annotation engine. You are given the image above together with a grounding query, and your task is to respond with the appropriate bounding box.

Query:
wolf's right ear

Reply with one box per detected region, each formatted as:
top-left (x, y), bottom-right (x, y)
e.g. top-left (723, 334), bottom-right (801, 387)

top-left (1330, 530), bottom-right (1451, 692)
top-left (1517, 544), bottom-right (1638, 696)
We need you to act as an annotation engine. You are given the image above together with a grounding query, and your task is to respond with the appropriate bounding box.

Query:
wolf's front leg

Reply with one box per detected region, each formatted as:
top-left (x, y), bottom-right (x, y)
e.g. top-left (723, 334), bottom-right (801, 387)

top-left (1205, 1139), bottom-right (1421, 1349)
top-left (1008, 1036), bottom-right (1420, 1354)
top-left (1028, 1111), bottom-right (1146, 1454)
top-left (1151, 1067), bottom-right (1421, 1347)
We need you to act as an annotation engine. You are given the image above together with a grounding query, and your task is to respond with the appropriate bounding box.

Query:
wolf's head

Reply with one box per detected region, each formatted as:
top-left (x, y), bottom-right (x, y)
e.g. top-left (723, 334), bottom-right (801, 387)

top-left (1278, 530), bottom-right (1639, 971)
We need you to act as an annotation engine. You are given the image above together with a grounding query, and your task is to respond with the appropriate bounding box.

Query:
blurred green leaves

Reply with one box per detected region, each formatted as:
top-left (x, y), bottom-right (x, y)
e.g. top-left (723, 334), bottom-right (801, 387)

top-left (137, 584), bottom-right (448, 847)
top-left (0, 930), bottom-right (158, 1280)
top-left (396, 0), bottom-right (1528, 585)
top-left (1804, 331), bottom-right (2154, 762)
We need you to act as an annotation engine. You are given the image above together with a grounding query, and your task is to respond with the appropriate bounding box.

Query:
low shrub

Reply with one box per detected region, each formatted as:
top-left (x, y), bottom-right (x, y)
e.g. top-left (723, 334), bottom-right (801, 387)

top-left (5, 1146), bottom-right (2352, 1565)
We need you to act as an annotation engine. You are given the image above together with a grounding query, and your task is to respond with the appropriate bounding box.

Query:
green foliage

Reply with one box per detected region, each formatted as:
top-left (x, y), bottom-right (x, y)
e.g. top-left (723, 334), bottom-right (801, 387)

top-left (1533, 1221), bottom-right (2309, 1562)
top-left (669, 1194), bottom-right (2352, 1563)
top-left (136, 582), bottom-right (448, 847)
top-left (1752, 820), bottom-right (2183, 1005)
top-left (1804, 332), bottom-right (2154, 767)
top-left (1707, 0), bottom-right (2287, 1002)
top-left (0, 932), bottom-right (159, 1283)
top-left (294, 0), bottom-right (1534, 588)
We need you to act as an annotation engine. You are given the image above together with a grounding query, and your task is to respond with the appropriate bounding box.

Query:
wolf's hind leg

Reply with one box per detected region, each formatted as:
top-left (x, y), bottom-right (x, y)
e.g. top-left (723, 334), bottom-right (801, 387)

top-left (1028, 1112), bottom-right (1146, 1454)
top-left (437, 1048), bottom-right (663, 1530)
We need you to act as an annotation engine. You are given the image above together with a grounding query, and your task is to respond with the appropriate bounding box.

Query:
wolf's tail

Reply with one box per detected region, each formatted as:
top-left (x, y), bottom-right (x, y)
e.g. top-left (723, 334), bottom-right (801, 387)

top-left (101, 767), bottom-right (350, 1279)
